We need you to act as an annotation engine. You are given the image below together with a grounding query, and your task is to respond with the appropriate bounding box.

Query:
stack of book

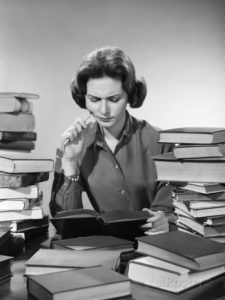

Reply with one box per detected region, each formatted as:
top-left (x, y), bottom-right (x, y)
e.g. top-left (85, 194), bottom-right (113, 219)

top-left (127, 230), bottom-right (225, 295)
top-left (0, 92), bottom-right (38, 152)
top-left (153, 127), bottom-right (225, 243)
top-left (0, 92), bottom-right (54, 244)
top-left (0, 153), bottom-right (54, 242)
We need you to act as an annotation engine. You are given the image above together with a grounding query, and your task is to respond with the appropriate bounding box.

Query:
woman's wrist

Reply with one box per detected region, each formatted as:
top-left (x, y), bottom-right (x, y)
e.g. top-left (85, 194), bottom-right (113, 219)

top-left (62, 158), bottom-right (79, 176)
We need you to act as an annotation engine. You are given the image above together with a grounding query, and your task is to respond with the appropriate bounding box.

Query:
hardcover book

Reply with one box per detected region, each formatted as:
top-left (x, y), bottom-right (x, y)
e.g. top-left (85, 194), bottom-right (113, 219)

top-left (0, 140), bottom-right (35, 151)
top-left (176, 215), bottom-right (225, 238)
top-left (0, 198), bottom-right (40, 211)
top-left (25, 248), bottom-right (128, 275)
top-left (52, 235), bottom-right (134, 251)
top-left (51, 209), bottom-right (149, 240)
top-left (0, 153), bottom-right (54, 173)
top-left (127, 255), bottom-right (225, 293)
top-left (0, 97), bottom-right (33, 113)
top-left (158, 127), bottom-right (225, 144)
top-left (0, 206), bottom-right (43, 222)
top-left (173, 200), bottom-right (225, 218)
top-left (172, 182), bottom-right (225, 194)
top-left (136, 230), bottom-right (225, 271)
top-left (8, 215), bottom-right (49, 233)
top-left (153, 152), bottom-right (225, 183)
top-left (172, 188), bottom-right (225, 201)
top-left (174, 144), bottom-right (225, 159)
top-left (0, 172), bottom-right (49, 188)
top-left (0, 131), bottom-right (37, 142)
top-left (0, 113), bottom-right (35, 132)
top-left (0, 254), bottom-right (13, 281)
top-left (0, 92), bottom-right (39, 99)
top-left (27, 266), bottom-right (131, 300)
top-left (0, 185), bottom-right (39, 199)
top-left (174, 207), bottom-right (225, 226)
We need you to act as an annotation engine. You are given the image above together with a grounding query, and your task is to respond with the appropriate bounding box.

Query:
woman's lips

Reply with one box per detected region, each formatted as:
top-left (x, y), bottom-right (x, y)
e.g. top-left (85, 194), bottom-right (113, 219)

top-left (96, 116), bottom-right (113, 122)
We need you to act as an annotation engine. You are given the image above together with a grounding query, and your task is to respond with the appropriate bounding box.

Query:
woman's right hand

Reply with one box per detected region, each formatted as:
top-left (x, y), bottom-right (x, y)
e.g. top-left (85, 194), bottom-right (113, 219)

top-left (60, 118), bottom-right (96, 162)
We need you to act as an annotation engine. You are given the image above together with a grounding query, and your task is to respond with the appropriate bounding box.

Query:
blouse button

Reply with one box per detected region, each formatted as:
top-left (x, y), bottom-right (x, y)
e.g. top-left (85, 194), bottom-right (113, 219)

top-left (120, 189), bottom-right (125, 195)
top-left (115, 165), bottom-right (119, 169)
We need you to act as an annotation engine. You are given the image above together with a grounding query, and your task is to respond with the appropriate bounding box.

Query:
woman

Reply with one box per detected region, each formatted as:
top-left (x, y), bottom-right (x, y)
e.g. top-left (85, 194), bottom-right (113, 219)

top-left (50, 46), bottom-right (173, 235)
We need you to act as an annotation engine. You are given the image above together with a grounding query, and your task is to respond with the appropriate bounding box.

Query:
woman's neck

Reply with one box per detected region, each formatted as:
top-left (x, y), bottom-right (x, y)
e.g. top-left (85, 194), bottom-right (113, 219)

top-left (102, 112), bottom-right (127, 140)
top-left (101, 112), bottom-right (127, 152)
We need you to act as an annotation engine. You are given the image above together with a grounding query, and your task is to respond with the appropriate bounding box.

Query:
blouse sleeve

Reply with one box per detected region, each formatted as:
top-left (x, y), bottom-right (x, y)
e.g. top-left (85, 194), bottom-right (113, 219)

top-left (49, 148), bottom-right (84, 217)
top-left (150, 142), bottom-right (174, 213)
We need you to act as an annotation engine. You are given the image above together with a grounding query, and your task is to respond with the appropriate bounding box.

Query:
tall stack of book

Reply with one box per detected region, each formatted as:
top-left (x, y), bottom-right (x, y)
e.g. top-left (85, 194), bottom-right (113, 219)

top-left (153, 127), bottom-right (225, 243)
top-left (0, 92), bottom-right (54, 246)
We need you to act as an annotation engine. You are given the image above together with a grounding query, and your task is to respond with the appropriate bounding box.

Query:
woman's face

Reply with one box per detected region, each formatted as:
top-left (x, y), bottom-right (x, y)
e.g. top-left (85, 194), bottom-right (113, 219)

top-left (85, 76), bottom-right (128, 137)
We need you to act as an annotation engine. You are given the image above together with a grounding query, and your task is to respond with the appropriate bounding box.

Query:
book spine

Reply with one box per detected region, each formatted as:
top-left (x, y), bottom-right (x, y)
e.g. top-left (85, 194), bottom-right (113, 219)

top-left (0, 131), bottom-right (37, 141)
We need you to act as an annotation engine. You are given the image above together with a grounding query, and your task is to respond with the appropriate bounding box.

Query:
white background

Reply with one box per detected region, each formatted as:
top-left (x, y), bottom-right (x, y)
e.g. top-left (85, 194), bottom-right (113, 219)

top-left (1, 0), bottom-right (225, 213)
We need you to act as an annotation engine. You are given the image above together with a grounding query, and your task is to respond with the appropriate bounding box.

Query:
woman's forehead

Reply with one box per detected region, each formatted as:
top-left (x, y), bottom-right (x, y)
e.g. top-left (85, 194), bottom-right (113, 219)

top-left (86, 77), bottom-right (124, 97)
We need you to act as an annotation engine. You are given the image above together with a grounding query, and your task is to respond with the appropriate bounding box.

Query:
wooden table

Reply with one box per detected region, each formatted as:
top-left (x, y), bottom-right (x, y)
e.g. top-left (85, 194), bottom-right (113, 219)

top-left (0, 233), bottom-right (225, 300)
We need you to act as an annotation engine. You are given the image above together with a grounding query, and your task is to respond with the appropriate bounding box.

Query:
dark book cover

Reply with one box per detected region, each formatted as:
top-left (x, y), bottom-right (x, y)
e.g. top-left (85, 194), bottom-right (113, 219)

top-left (51, 209), bottom-right (149, 240)
top-left (136, 230), bottom-right (225, 270)
top-left (0, 131), bottom-right (37, 141)
top-left (0, 172), bottom-right (49, 188)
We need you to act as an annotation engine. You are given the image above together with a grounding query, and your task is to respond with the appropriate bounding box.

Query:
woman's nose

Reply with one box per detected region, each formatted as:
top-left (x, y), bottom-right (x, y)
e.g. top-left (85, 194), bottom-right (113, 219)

top-left (100, 99), bottom-right (110, 115)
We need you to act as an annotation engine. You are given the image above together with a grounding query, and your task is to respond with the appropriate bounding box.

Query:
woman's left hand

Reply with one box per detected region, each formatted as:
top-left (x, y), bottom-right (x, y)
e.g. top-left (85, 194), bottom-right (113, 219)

top-left (140, 208), bottom-right (169, 235)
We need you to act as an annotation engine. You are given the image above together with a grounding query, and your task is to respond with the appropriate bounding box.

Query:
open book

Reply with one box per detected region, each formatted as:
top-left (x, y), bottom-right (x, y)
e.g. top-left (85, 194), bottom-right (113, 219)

top-left (50, 209), bottom-right (150, 240)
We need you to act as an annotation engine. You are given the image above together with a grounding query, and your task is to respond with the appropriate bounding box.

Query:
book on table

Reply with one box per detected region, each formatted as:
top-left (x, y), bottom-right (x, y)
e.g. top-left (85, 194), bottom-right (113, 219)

top-left (52, 235), bottom-right (135, 252)
top-left (0, 153), bottom-right (54, 173)
top-left (158, 127), bottom-right (225, 144)
top-left (0, 172), bottom-right (49, 188)
top-left (0, 254), bottom-right (13, 281)
top-left (136, 230), bottom-right (225, 271)
top-left (50, 209), bottom-right (149, 240)
top-left (153, 152), bottom-right (225, 183)
top-left (0, 113), bottom-right (35, 132)
top-left (174, 144), bottom-right (225, 159)
top-left (126, 255), bottom-right (225, 293)
top-left (27, 266), bottom-right (131, 300)
top-left (25, 248), bottom-right (129, 276)
top-left (0, 131), bottom-right (37, 142)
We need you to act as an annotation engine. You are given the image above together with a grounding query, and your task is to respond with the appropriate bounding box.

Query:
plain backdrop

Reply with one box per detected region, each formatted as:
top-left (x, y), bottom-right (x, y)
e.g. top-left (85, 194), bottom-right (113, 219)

top-left (1, 0), bottom-right (225, 214)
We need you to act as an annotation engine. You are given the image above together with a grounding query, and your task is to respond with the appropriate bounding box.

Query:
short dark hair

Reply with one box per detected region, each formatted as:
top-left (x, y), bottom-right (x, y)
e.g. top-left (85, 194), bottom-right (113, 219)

top-left (70, 46), bottom-right (147, 109)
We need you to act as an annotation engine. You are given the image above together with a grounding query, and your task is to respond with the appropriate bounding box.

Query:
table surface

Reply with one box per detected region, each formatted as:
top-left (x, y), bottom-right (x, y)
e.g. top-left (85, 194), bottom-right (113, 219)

top-left (0, 232), bottom-right (225, 300)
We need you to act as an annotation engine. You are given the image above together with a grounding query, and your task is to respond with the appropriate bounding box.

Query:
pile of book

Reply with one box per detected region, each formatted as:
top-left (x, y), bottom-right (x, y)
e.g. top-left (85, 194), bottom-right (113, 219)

top-left (0, 92), bottom-right (54, 248)
top-left (127, 230), bottom-right (225, 296)
top-left (153, 127), bottom-right (225, 243)
top-left (25, 235), bottom-right (134, 299)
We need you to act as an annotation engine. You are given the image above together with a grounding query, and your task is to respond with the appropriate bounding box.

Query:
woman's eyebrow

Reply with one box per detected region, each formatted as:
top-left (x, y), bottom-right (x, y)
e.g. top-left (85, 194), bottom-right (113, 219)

top-left (87, 93), bottom-right (123, 99)
top-left (87, 94), bottom-right (100, 99)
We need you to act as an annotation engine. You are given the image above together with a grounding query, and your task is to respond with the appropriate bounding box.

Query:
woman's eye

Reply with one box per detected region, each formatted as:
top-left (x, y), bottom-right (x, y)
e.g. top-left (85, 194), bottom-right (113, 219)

top-left (90, 97), bottom-right (100, 102)
top-left (109, 97), bottom-right (120, 102)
